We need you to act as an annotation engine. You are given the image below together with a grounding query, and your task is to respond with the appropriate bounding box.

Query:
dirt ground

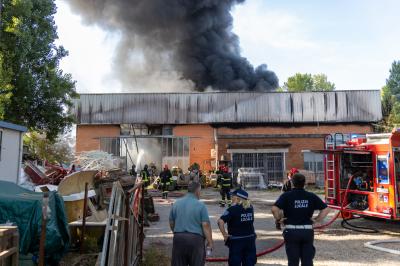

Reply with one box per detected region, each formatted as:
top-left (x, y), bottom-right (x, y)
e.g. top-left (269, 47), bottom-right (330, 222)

top-left (144, 188), bottom-right (400, 266)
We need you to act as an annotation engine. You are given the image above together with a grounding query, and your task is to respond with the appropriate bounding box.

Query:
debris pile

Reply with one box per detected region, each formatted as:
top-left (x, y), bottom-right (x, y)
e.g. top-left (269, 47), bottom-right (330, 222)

top-left (24, 161), bottom-right (69, 185)
top-left (75, 151), bottom-right (121, 171)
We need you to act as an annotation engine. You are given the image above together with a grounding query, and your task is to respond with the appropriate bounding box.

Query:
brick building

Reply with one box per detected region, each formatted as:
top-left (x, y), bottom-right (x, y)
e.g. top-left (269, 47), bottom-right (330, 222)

top-left (73, 91), bottom-right (381, 183)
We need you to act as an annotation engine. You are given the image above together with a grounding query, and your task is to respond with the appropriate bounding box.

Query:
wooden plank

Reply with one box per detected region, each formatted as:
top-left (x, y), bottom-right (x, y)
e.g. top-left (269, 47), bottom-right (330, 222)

top-left (0, 247), bottom-right (17, 259)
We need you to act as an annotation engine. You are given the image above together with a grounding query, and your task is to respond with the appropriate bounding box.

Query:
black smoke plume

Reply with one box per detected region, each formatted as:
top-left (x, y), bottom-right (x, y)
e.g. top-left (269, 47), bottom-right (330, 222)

top-left (67, 0), bottom-right (279, 91)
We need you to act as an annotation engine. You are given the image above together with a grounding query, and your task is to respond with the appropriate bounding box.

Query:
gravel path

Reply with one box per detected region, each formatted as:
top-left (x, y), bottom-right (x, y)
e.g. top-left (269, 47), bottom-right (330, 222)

top-left (144, 188), bottom-right (400, 266)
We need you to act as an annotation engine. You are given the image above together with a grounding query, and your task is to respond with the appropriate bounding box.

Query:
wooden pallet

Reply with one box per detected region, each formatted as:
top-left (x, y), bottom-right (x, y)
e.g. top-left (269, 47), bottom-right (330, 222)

top-left (0, 226), bottom-right (19, 266)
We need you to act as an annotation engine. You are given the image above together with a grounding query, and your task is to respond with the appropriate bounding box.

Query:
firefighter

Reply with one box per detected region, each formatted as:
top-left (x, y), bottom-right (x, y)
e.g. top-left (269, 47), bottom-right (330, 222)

top-left (130, 164), bottom-right (137, 178)
top-left (282, 168), bottom-right (299, 193)
top-left (160, 165), bottom-right (173, 199)
top-left (219, 165), bottom-right (232, 207)
top-left (139, 165), bottom-right (152, 227)
top-left (141, 164), bottom-right (150, 187)
top-left (218, 188), bottom-right (256, 266)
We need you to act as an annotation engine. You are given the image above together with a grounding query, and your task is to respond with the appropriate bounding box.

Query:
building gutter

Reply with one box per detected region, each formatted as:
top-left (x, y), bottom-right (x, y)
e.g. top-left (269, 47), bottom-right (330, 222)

top-left (218, 134), bottom-right (326, 139)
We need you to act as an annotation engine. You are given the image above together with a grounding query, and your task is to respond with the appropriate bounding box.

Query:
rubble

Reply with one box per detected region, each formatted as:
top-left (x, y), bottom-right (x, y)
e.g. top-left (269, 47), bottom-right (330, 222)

top-left (75, 150), bottom-right (121, 171)
top-left (24, 161), bottom-right (69, 185)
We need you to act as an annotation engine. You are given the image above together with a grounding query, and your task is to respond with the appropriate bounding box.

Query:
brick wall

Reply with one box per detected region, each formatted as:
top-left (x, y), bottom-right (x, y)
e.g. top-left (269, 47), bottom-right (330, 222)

top-left (173, 125), bottom-right (215, 172)
top-left (76, 125), bottom-right (120, 153)
top-left (75, 123), bottom-right (374, 173)
top-left (216, 124), bottom-right (374, 170)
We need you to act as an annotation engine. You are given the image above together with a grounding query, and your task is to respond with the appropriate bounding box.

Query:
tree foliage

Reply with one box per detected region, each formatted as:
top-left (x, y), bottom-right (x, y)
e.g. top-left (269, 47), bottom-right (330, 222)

top-left (0, 0), bottom-right (77, 140)
top-left (379, 61), bottom-right (400, 131)
top-left (24, 132), bottom-right (74, 164)
top-left (282, 73), bottom-right (335, 92)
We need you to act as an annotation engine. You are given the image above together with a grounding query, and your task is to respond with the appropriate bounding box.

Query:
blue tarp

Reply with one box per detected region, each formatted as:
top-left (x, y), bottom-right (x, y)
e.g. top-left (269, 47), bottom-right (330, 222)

top-left (0, 181), bottom-right (70, 263)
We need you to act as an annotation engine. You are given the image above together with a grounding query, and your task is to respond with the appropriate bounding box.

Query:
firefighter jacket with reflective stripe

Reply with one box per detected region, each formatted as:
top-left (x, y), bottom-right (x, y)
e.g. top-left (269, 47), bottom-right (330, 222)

top-left (141, 170), bottom-right (150, 181)
top-left (160, 170), bottom-right (173, 185)
top-left (222, 173), bottom-right (232, 187)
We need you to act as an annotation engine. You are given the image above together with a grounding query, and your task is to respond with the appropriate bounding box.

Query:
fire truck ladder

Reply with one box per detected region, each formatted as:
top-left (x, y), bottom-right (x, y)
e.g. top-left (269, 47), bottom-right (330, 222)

top-left (325, 134), bottom-right (337, 200)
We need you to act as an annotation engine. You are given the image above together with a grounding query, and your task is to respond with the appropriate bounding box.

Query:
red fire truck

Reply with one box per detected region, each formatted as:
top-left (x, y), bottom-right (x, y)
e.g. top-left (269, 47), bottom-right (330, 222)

top-left (316, 130), bottom-right (400, 221)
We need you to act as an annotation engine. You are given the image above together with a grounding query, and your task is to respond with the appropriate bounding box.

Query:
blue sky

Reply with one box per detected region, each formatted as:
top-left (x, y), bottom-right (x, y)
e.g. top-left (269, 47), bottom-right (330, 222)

top-left (55, 0), bottom-right (400, 93)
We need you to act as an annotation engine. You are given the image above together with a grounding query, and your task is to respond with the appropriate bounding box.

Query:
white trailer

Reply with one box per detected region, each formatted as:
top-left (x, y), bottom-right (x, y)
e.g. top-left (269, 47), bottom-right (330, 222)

top-left (0, 121), bottom-right (27, 184)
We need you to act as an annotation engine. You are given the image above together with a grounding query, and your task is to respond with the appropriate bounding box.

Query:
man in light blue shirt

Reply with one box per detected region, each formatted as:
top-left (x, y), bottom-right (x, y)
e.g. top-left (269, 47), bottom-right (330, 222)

top-left (169, 182), bottom-right (213, 266)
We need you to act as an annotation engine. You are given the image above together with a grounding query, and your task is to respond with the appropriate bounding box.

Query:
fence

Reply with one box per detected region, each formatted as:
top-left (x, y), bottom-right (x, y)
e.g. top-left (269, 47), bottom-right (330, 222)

top-left (100, 181), bottom-right (144, 266)
top-left (237, 168), bottom-right (267, 189)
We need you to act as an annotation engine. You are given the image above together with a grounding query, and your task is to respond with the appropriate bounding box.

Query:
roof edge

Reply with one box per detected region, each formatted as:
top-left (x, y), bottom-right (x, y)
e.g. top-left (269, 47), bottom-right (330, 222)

top-left (0, 121), bottom-right (28, 132)
top-left (76, 90), bottom-right (380, 96)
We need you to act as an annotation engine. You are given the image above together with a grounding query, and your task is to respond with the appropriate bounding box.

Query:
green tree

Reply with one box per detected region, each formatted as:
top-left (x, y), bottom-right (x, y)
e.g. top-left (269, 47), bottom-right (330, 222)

top-left (282, 73), bottom-right (335, 92)
top-left (24, 132), bottom-right (74, 164)
top-left (386, 61), bottom-right (400, 96)
top-left (313, 73), bottom-right (335, 91)
top-left (284, 73), bottom-right (314, 92)
top-left (0, 0), bottom-right (77, 140)
top-left (376, 61), bottom-right (400, 132)
top-left (381, 85), bottom-right (395, 118)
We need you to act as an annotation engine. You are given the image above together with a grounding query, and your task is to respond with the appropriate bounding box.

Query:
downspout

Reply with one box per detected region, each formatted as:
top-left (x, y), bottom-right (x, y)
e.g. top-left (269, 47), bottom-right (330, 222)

top-left (214, 128), bottom-right (218, 170)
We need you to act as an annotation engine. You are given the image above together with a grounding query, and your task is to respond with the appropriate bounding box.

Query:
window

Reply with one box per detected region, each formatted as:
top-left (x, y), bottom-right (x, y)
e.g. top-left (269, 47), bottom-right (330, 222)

top-left (303, 152), bottom-right (324, 173)
top-left (162, 126), bottom-right (173, 136)
top-left (100, 138), bottom-right (120, 156)
top-left (162, 137), bottom-right (189, 157)
top-left (232, 152), bottom-right (285, 183)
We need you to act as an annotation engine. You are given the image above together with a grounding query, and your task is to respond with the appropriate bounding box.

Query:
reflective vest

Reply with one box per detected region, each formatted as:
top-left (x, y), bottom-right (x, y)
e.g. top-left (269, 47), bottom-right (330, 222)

top-left (160, 170), bottom-right (172, 185)
top-left (141, 170), bottom-right (149, 182)
top-left (222, 173), bottom-right (232, 187)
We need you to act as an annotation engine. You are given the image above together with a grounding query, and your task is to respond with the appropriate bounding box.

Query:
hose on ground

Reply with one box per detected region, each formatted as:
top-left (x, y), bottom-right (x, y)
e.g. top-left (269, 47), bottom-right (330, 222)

top-left (205, 210), bottom-right (341, 262)
top-left (339, 174), bottom-right (379, 234)
top-left (206, 173), bottom-right (375, 262)
top-left (341, 216), bottom-right (379, 233)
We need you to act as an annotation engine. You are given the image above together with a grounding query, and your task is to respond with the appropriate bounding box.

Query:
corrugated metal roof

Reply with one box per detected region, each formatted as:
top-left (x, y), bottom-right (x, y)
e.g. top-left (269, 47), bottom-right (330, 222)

top-left (0, 121), bottom-right (27, 132)
top-left (72, 91), bottom-right (382, 125)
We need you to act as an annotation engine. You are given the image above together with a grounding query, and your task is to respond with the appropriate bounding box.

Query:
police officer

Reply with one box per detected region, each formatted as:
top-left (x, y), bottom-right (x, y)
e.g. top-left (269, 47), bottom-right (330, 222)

top-left (141, 164), bottom-right (150, 187)
top-left (218, 188), bottom-right (256, 266)
top-left (219, 166), bottom-right (232, 207)
top-left (272, 173), bottom-right (330, 266)
top-left (160, 165), bottom-right (172, 199)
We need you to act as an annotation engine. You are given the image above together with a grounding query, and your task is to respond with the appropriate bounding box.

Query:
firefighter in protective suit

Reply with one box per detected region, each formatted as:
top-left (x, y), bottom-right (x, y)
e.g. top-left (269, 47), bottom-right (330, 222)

top-left (141, 164), bottom-right (153, 226)
top-left (219, 165), bottom-right (232, 207)
top-left (160, 165), bottom-right (173, 199)
top-left (141, 164), bottom-right (150, 188)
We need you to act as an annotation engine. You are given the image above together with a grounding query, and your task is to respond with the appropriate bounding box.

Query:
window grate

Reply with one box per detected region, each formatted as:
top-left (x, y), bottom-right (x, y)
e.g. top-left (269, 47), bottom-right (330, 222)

top-left (232, 152), bottom-right (285, 183)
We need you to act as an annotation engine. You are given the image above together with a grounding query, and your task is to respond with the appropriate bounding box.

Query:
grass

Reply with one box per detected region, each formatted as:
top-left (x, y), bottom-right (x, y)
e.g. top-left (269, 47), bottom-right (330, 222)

top-left (142, 245), bottom-right (170, 266)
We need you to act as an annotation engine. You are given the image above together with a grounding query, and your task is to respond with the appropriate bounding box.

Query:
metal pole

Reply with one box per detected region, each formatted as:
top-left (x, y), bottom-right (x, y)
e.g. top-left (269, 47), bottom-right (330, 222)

top-left (38, 192), bottom-right (49, 266)
top-left (139, 184), bottom-right (144, 264)
top-left (123, 192), bottom-right (130, 266)
top-left (80, 182), bottom-right (89, 254)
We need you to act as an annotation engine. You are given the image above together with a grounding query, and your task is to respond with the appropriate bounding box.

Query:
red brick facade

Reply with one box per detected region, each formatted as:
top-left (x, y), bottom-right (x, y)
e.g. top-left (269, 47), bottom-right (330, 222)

top-left (76, 125), bottom-right (120, 153)
top-left (76, 123), bottom-right (373, 172)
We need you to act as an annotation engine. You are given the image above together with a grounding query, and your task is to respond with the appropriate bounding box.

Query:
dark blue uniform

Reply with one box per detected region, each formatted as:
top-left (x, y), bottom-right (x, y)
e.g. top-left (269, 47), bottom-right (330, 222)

top-left (220, 204), bottom-right (256, 266)
top-left (220, 172), bottom-right (232, 206)
top-left (274, 188), bottom-right (327, 266)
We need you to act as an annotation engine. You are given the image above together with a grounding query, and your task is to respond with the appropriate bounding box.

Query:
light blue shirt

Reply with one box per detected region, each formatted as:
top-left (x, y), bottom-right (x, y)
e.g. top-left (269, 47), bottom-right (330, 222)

top-left (169, 193), bottom-right (210, 236)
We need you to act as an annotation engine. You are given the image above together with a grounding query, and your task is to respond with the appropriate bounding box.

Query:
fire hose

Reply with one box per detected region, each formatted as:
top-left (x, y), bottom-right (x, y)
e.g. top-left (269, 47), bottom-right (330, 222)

top-left (205, 205), bottom-right (341, 262)
top-left (340, 174), bottom-right (379, 234)
top-left (206, 175), bottom-right (379, 263)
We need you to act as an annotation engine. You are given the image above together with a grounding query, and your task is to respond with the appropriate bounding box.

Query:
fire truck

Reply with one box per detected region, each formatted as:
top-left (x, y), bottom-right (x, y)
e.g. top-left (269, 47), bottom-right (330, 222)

top-left (316, 129), bottom-right (400, 221)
